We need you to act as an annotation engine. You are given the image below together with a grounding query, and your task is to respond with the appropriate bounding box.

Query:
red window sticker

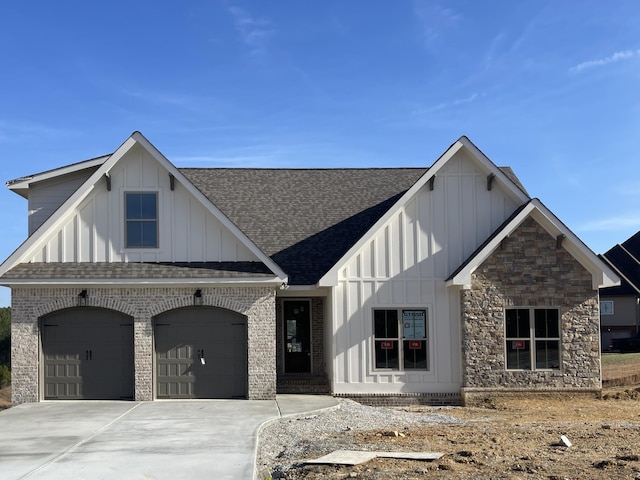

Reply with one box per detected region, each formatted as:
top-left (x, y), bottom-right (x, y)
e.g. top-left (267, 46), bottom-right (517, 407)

top-left (408, 340), bottom-right (422, 349)
top-left (512, 340), bottom-right (525, 350)
top-left (380, 341), bottom-right (394, 350)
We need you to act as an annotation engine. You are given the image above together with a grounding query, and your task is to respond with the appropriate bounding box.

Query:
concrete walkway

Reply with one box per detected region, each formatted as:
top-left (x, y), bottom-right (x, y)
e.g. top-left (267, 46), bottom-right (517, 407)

top-left (0, 395), bottom-right (338, 480)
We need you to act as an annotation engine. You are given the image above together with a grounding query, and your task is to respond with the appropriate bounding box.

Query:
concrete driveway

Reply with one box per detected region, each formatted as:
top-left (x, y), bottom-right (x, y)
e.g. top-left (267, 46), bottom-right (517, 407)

top-left (0, 396), bottom-right (337, 480)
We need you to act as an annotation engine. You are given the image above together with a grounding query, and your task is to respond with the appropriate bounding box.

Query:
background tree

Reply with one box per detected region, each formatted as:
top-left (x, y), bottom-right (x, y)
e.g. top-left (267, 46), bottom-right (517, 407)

top-left (0, 307), bottom-right (10, 387)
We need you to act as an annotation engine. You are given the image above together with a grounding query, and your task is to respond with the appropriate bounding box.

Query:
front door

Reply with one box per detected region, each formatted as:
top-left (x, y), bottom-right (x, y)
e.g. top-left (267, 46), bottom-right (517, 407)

top-left (284, 300), bottom-right (311, 373)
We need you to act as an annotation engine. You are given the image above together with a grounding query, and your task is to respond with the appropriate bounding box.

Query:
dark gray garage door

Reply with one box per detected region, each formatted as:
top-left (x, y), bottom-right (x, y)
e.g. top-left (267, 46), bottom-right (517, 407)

top-left (42, 308), bottom-right (134, 400)
top-left (155, 307), bottom-right (248, 399)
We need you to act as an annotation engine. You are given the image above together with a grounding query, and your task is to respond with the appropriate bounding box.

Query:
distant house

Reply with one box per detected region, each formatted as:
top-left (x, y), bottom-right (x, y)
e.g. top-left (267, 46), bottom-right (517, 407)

top-left (599, 232), bottom-right (640, 350)
top-left (0, 132), bottom-right (619, 406)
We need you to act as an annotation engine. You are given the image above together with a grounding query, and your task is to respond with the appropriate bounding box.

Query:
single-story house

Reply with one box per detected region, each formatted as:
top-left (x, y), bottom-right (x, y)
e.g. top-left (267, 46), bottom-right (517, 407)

top-left (0, 132), bottom-right (619, 406)
top-left (599, 231), bottom-right (640, 350)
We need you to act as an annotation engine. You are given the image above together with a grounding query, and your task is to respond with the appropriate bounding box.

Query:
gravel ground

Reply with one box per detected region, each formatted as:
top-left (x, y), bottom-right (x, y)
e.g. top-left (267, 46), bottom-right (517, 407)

top-left (255, 399), bottom-right (462, 479)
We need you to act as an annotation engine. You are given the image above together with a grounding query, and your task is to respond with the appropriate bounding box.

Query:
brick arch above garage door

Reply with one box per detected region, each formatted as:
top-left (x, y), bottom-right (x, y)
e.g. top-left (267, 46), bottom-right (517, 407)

top-left (148, 294), bottom-right (250, 318)
top-left (35, 295), bottom-right (136, 319)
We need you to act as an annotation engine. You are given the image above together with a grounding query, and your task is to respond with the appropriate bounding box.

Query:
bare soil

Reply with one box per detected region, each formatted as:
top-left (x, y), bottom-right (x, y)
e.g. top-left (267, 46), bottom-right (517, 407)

top-left (0, 386), bottom-right (10, 410)
top-left (291, 388), bottom-right (640, 480)
top-left (287, 357), bottom-right (640, 480)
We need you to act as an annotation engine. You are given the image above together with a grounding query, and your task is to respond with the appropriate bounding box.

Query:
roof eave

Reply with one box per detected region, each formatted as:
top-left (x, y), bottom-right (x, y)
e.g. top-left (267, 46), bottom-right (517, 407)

top-left (0, 276), bottom-right (283, 287)
top-left (6, 156), bottom-right (110, 198)
top-left (318, 136), bottom-right (530, 287)
top-left (447, 199), bottom-right (621, 290)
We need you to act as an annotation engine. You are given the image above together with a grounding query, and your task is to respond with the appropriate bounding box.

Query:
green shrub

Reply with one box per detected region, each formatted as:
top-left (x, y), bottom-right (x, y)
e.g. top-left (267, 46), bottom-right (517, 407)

top-left (0, 364), bottom-right (10, 388)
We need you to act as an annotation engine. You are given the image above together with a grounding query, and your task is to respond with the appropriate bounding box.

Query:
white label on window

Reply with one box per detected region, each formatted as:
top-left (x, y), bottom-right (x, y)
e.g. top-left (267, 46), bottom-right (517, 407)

top-left (403, 310), bottom-right (426, 339)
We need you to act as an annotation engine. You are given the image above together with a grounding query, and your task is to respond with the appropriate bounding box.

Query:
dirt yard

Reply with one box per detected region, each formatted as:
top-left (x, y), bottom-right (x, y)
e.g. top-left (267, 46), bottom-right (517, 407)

top-left (290, 388), bottom-right (640, 480)
top-left (289, 357), bottom-right (640, 479)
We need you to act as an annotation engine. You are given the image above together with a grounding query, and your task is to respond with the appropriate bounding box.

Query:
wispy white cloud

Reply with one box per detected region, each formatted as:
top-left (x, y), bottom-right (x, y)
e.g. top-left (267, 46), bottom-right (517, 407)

top-left (411, 92), bottom-right (479, 115)
top-left (227, 6), bottom-right (275, 55)
top-left (120, 89), bottom-right (213, 111)
top-left (580, 214), bottom-right (640, 232)
top-left (0, 119), bottom-right (77, 143)
top-left (412, 1), bottom-right (461, 46)
top-left (570, 49), bottom-right (640, 73)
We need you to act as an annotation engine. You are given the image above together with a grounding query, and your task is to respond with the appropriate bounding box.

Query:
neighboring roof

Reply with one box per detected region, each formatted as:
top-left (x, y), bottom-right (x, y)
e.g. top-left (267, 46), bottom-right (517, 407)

top-left (600, 232), bottom-right (640, 295)
top-left (2, 262), bottom-right (275, 284)
top-left (446, 198), bottom-right (620, 290)
top-left (181, 168), bottom-right (426, 285)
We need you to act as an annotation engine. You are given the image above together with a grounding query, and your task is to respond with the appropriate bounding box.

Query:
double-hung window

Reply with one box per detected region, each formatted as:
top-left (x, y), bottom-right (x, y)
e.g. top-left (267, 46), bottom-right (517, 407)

top-left (505, 308), bottom-right (560, 370)
top-left (125, 192), bottom-right (158, 248)
top-left (373, 309), bottom-right (428, 371)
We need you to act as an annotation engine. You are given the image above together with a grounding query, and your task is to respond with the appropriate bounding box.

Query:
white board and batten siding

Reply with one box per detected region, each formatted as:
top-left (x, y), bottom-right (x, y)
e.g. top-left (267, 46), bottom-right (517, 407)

top-left (332, 150), bottom-right (522, 394)
top-left (28, 144), bottom-right (259, 264)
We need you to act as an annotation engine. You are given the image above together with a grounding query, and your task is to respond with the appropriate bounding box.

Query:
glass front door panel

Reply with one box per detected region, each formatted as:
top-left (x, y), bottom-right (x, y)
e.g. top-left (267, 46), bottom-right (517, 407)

top-left (284, 300), bottom-right (311, 373)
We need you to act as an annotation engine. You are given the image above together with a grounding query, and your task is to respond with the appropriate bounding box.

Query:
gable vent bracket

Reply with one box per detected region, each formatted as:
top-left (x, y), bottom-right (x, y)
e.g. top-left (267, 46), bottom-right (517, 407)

top-left (429, 175), bottom-right (436, 191)
top-left (105, 173), bottom-right (111, 191)
top-left (487, 173), bottom-right (495, 191)
top-left (556, 234), bottom-right (565, 249)
top-left (169, 173), bottom-right (175, 191)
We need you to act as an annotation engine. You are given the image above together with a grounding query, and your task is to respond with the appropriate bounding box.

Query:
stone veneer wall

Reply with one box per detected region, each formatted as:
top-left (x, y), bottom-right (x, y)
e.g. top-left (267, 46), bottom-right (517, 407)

top-left (10, 285), bottom-right (276, 405)
top-left (460, 217), bottom-right (600, 400)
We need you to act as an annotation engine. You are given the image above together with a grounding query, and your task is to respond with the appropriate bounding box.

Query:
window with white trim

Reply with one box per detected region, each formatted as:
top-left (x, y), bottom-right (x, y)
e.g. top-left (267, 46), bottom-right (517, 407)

top-left (373, 309), bottom-right (428, 371)
top-left (600, 301), bottom-right (614, 315)
top-left (125, 192), bottom-right (158, 248)
top-left (505, 308), bottom-right (560, 370)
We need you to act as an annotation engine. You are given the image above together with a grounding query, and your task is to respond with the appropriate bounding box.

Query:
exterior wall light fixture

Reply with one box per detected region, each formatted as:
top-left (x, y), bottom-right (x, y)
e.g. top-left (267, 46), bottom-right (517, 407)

top-left (194, 289), bottom-right (203, 306)
top-left (77, 289), bottom-right (88, 307)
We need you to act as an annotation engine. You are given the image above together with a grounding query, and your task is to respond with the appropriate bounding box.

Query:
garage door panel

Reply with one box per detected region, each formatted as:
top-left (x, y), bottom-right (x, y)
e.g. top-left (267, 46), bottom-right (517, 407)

top-left (42, 308), bottom-right (134, 400)
top-left (155, 307), bottom-right (248, 399)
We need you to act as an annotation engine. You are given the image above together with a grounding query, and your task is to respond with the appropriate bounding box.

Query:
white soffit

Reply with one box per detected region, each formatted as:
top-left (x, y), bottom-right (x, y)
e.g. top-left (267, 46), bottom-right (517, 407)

top-left (447, 199), bottom-right (620, 290)
top-left (0, 132), bottom-right (288, 283)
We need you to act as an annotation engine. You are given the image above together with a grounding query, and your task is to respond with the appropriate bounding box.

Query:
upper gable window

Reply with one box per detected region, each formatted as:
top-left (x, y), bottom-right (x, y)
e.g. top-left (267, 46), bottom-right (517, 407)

top-left (125, 192), bottom-right (158, 248)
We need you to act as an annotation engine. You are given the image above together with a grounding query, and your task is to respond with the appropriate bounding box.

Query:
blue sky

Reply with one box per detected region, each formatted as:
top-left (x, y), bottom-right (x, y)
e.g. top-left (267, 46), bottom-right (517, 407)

top-left (0, 1), bottom-right (639, 306)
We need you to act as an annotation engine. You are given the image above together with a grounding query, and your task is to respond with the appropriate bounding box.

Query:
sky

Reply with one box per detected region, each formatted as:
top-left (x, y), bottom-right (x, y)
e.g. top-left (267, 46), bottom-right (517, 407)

top-left (0, 1), bottom-right (639, 307)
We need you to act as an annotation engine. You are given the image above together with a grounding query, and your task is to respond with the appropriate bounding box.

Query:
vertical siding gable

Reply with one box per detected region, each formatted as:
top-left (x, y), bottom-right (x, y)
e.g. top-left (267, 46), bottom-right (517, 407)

top-left (332, 149), bottom-right (524, 394)
top-left (27, 145), bottom-right (261, 264)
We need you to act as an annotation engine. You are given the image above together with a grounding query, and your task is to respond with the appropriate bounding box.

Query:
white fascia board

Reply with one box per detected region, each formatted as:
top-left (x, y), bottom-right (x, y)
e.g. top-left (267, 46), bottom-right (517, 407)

top-left (0, 132), bottom-right (288, 283)
top-left (131, 132), bottom-right (288, 283)
top-left (318, 136), bottom-right (529, 287)
top-left (0, 137), bottom-right (138, 277)
top-left (446, 203), bottom-right (536, 288)
top-left (0, 276), bottom-right (283, 287)
top-left (446, 199), bottom-right (620, 290)
top-left (7, 156), bottom-right (110, 198)
top-left (457, 136), bottom-right (530, 204)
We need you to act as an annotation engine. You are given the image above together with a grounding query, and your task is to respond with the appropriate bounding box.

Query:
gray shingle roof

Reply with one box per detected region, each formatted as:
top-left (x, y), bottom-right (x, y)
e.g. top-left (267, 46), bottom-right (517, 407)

top-left (2, 262), bottom-right (274, 280)
top-left (601, 231), bottom-right (640, 295)
top-left (180, 168), bottom-right (428, 284)
top-left (2, 152), bottom-right (529, 286)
